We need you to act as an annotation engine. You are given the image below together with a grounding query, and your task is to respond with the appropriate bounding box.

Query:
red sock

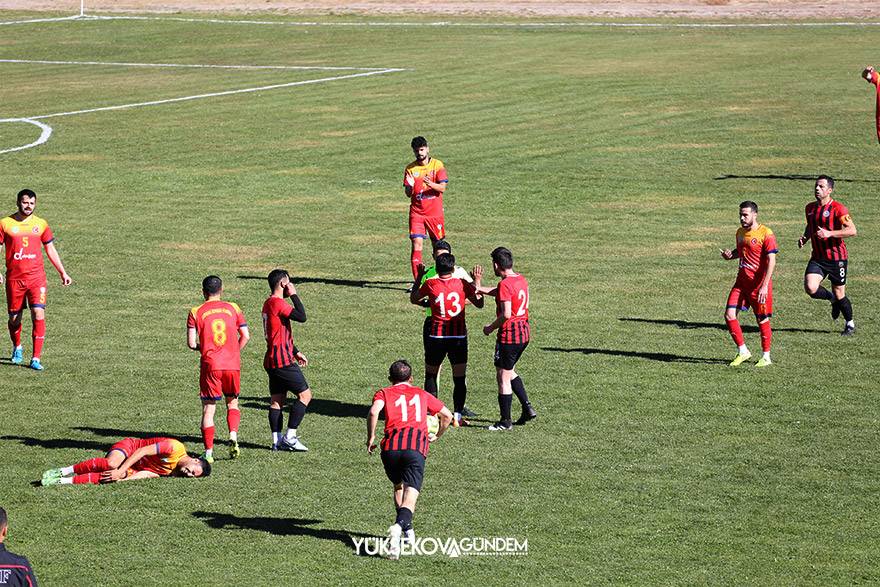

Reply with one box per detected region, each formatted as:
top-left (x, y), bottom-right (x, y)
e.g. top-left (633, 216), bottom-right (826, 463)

top-left (73, 458), bottom-right (110, 474)
top-left (726, 318), bottom-right (745, 347)
top-left (202, 426), bottom-right (215, 450)
top-left (410, 249), bottom-right (422, 280)
top-left (227, 408), bottom-right (241, 434)
top-left (9, 322), bottom-right (21, 347)
top-left (32, 319), bottom-right (46, 359)
top-left (759, 320), bottom-right (772, 353)
top-left (73, 473), bottom-right (102, 484)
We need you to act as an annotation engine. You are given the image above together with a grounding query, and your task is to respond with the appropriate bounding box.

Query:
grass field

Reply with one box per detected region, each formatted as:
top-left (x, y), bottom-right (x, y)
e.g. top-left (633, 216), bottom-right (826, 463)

top-left (1, 7), bottom-right (879, 585)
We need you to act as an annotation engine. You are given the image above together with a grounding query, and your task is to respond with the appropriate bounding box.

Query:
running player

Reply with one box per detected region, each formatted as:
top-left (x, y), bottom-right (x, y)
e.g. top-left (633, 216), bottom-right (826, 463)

top-left (861, 65), bottom-right (880, 143)
top-left (410, 253), bottom-right (483, 426)
top-left (404, 136), bottom-right (448, 281)
top-left (797, 175), bottom-right (857, 335)
top-left (366, 360), bottom-right (452, 560)
top-left (262, 269), bottom-right (312, 452)
top-left (187, 276), bottom-right (250, 463)
top-left (474, 247), bottom-right (537, 431)
top-left (0, 189), bottom-right (72, 370)
top-left (41, 437), bottom-right (210, 485)
top-left (720, 201), bottom-right (778, 367)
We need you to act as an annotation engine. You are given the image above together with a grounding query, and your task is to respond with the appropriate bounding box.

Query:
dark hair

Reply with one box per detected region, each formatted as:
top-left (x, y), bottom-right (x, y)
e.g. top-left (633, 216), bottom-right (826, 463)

top-left (491, 247), bottom-right (514, 270)
top-left (739, 201), bottom-right (758, 213)
top-left (389, 359), bottom-right (412, 384)
top-left (433, 239), bottom-right (452, 253)
top-left (17, 189), bottom-right (36, 203)
top-left (817, 174), bottom-right (834, 189)
top-left (411, 136), bottom-right (428, 150)
top-left (435, 253), bottom-right (456, 275)
top-left (202, 275), bottom-right (222, 295)
top-left (267, 269), bottom-right (289, 292)
top-left (0, 507), bottom-right (6, 532)
top-left (198, 458), bottom-right (212, 477)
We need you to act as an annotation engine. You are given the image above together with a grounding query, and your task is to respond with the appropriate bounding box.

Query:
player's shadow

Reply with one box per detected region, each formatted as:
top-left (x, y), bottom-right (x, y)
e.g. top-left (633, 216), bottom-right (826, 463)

top-left (619, 317), bottom-right (828, 334)
top-left (237, 275), bottom-right (410, 292)
top-left (0, 435), bottom-right (108, 451)
top-left (714, 173), bottom-right (880, 184)
top-left (71, 426), bottom-right (265, 450)
top-left (237, 396), bottom-right (368, 419)
top-left (541, 346), bottom-right (728, 365)
top-left (192, 511), bottom-right (381, 555)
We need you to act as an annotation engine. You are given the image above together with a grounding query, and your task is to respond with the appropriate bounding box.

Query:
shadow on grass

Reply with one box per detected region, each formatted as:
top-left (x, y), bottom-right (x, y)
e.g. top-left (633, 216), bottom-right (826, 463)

top-left (238, 396), bottom-right (368, 419)
top-left (71, 426), bottom-right (265, 451)
top-left (237, 275), bottom-right (410, 292)
top-left (619, 317), bottom-right (829, 334)
top-left (192, 511), bottom-right (381, 555)
top-left (541, 346), bottom-right (728, 365)
top-left (0, 435), bottom-right (108, 451)
top-left (714, 174), bottom-right (880, 184)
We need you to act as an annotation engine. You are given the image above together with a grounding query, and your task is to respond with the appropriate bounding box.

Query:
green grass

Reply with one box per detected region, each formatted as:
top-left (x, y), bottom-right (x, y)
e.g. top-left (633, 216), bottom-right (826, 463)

top-left (1, 10), bottom-right (879, 585)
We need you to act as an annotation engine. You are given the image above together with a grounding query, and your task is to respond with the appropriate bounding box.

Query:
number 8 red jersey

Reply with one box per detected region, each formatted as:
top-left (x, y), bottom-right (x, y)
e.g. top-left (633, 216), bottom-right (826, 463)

top-left (374, 382), bottom-right (446, 457)
top-left (187, 300), bottom-right (247, 371)
top-left (497, 273), bottom-right (530, 344)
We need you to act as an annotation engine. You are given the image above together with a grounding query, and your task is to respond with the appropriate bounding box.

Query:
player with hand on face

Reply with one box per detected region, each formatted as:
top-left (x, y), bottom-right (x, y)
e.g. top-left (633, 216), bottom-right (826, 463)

top-left (404, 136), bottom-right (448, 282)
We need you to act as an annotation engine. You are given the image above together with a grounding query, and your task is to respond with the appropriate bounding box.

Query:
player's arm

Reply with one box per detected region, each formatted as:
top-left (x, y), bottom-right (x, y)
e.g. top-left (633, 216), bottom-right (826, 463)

top-left (421, 177), bottom-right (447, 194)
top-left (484, 299), bottom-right (511, 336)
top-left (366, 399), bottom-right (385, 454)
top-left (283, 282), bottom-right (307, 323)
top-left (817, 217), bottom-right (857, 239)
top-left (120, 470), bottom-right (160, 482)
top-left (757, 252), bottom-right (777, 304)
top-left (187, 326), bottom-right (199, 351)
top-left (44, 242), bottom-right (72, 285)
top-left (237, 325), bottom-right (250, 350)
top-left (101, 444), bottom-right (159, 483)
top-left (720, 247), bottom-right (738, 260)
top-left (863, 66), bottom-right (876, 82)
top-left (409, 266), bottom-right (428, 305)
top-left (797, 227), bottom-right (810, 248)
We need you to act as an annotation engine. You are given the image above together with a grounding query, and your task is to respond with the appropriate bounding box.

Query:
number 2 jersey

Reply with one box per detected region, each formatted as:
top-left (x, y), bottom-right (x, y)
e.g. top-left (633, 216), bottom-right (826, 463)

top-left (417, 276), bottom-right (476, 338)
top-left (187, 300), bottom-right (247, 371)
top-left (0, 213), bottom-right (54, 280)
top-left (496, 273), bottom-right (530, 344)
top-left (374, 382), bottom-right (445, 457)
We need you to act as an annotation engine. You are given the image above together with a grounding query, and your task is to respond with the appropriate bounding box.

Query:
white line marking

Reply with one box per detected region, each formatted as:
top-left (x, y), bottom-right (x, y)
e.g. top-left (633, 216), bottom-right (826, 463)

top-left (0, 15), bottom-right (83, 26)
top-left (0, 119), bottom-right (53, 155)
top-left (0, 59), bottom-right (396, 72)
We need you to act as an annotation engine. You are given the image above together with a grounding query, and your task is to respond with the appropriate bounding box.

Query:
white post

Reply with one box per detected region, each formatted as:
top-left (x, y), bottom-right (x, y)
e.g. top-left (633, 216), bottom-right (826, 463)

top-left (80, 0), bottom-right (85, 17)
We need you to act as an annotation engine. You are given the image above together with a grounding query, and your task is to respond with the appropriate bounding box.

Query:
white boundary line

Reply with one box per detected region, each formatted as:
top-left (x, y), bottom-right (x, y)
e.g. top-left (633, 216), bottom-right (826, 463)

top-left (0, 59), bottom-right (395, 72)
top-left (0, 119), bottom-right (52, 155)
top-left (0, 15), bottom-right (83, 26)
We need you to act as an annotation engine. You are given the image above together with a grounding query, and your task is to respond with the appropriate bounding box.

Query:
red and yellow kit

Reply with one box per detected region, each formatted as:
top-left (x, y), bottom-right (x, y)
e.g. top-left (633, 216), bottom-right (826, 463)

top-left (374, 383), bottom-right (445, 457)
top-left (868, 69), bottom-right (880, 143)
top-left (108, 437), bottom-right (187, 477)
top-left (187, 300), bottom-right (246, 371)
top-left (405, 158), bottom-right (447, 240)
top-left (418, 276), bottom-right (475, 338)
top-left (727, 224), bottom-right (777, 318)
top-left (0, 214), bottom-right (54, 280)
top-left (496, 273), bottom-right (531, 344)
top-left (805, 200), bottom-right (851, 262)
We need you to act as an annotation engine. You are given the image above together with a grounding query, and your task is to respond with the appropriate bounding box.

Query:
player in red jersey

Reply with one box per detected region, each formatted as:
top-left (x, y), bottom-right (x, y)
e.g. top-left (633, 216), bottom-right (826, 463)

top-left (0, 189), bottom-right (72, 371)
top-left (262, 269), bottom-right (312, 452)
top-left (40, 437), bottom-right (210, 485)
top-left (474, 247), bottom-right (536, 431)
top-left (187, 276), bottom-right (250, 463)
top-left (797, 175), bottom-right (858, 335)
top-left (721, 201), bottom-right (778, 367)
top-left (404, 136), bottom-right (448, 281)
top-left (367, 359), bottom-right (452, 559)
top-left (862, 66), bottom-right (880, 143)
top-left (410, 253), bottom-right (483, 426)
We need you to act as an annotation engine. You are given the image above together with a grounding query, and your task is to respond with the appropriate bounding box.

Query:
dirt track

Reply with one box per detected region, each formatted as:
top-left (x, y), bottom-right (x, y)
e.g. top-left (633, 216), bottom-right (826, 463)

top-left (2, 1), bottom-right (880, 20)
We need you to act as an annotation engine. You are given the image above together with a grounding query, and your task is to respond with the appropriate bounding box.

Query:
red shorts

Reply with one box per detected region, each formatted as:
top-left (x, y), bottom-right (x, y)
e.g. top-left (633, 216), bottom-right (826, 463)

top-left (5, 275), bottom-right (47, 313)
top-left (107, 437), bottom-right (138, 459)
top-left (727, 280), bottom-right (773, 319)
top-left (199, 368), bottom-right (240, 400)
top-left (409, 212), bottom-right (445, 241)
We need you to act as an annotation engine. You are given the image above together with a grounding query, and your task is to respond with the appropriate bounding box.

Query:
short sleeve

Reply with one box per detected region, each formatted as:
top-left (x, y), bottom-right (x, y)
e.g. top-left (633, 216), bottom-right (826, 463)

top-left (498, 279), bottom-right (513, 302)
top-left (186, 310), bottom-right (197, 329)
top-left (417, 281), bottom-right (432, 299)
top-left (233, 303), bottom-right (247, 327)
top-left (435, 165), bottom-right (448, 183)
top-left (763, 231), bottom-right (778, 255)
top-left (837, 203), bottom-right (851, 223)
top-left (372, 389), bottom-right (385, 404)
top-left (41, 223), bottom-right (54, 244)
top-left (871, 70), bottom-right (880, 87)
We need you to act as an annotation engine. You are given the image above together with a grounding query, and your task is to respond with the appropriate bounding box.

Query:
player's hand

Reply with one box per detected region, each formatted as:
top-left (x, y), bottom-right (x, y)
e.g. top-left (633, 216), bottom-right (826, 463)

top-left (60, 272), bottom-right (72, 286)
top-left (472, 265), bottom-right (483, 283)
top-left (404, 172), bottom-right (415, 187)
top-left (100, 469), bottom-right (126, 483)
top-left (0, 273), bottom-right (4, 285)
top-left (483, 324), bottom-right (494, 336)
top-left (863, 66), bottom-right (875, 80)
top-left (720, 249), bottom-right (734, 260)
top-left (295, 351), bottom-right (308, 367)
top-left (816, 228), bottom-right (832, 240)
top-left (415, 264), bottom-right (427, 279)
top-left (367, 438), bottom-right (377, 455)
top-left (797, 236), bottom-right (807, 248)
top-left (285, 281), bottom-right (297, 297)
top-left (428, 432), bottom-right (438, 442)
top-left (757, 286), bottom-right (768, 304)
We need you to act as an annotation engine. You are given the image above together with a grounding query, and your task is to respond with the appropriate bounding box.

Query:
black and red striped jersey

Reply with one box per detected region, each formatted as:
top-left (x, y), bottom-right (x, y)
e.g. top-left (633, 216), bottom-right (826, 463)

top-left (261, 295), bottom-right (306, 370)
top-left (374, 382), bottom-right (445, 457)
top-left (417, 276), bottom-right (475, 338)
top-left (496, 273), bottom-right (531, 344)
top-left (806, 200), bottom-right (852, 262)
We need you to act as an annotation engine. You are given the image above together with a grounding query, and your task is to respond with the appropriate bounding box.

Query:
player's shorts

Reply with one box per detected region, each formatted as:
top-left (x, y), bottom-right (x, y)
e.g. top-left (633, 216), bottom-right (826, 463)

top-left (806, 258), bottom-right (848, 286)
top-left (494, 341), bottom-right (529, 370)
top-left (424, 334), bottom-right (468, 366)
top-left (381, 449), bottom-right (426, 492)
top-left (266, 363), bottom-right (309, 396)
top-left (726, 280), bottom-right (773, 320)
top-left (199, 368), bottom-right (241, 401)
top-left (107, 437), bottom-right (138, 459)
top-left (409, 212), bottom-right (445, 241)
top-left (5, 275), bottom-right (47, 314)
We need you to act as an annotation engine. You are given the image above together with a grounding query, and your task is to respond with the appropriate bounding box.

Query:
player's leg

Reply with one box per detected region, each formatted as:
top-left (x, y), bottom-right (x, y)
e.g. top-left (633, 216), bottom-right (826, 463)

top-left (503, 342), bottom-right (536, 424)
top-left (423, 335), bottom-right (444, 398)
top-left (830, 262), bottom-right (854, 335)
top-left (380, 450), bottom-right (406, 559)
top-left (27, 280), bottom-right (47, 370)
top-left (449, 339), bottom-right (469, 426)
top-left (201, 399), bottom-right (217, 463)
top-left (7, 311), bottom-right (23, 364)
top-left (754, 288), bottom-right (773, 367)
top-left (725, 286), bottom-right (751, 365)
top-left (276, 363), bottom-right (311, 451)
top-left (409, 214), bottom-right (427, 282)
top-left (43, 443), bottom-right (129, 485)
top-left (269, 391), bottom-right (286, 450)
top-left (489, 343), bottom-right (515, 430)
top-left (224, 375), bottom-right (241, 459)
top-left (804, 262), bottom-right (833, 301)
top-left (7, 279), bottom-right (25, 363)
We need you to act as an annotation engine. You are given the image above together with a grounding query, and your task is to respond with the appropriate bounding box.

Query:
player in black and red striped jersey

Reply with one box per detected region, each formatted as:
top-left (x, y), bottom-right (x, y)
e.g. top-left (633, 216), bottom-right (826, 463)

top-left (367, 360), bottom-right (452, 559)
top-left (475, 247), bottom-right (537, 431)
top-left (797, 175), bottom-right (858, 336)
top-left (262, 269), bottom-right (312, 451)
top-left (410, 253), bottom-right (483, 427)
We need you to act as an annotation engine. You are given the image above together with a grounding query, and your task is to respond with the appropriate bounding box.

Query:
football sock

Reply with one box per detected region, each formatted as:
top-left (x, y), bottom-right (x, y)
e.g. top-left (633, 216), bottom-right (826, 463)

top-left (9, 322), bottom-right (21, 347)
top-left (499, 394), bottom-right (513, 423)
top-left (32, 318), bottom-right (45, 358)
top-left (510, 376), bottom-right (530, 408)
top-left (758, 320), bottom-right (772, 353)
top-left (72, 473), bottom-right (101, 484)
top-left (286, 428), bottom-right (298, 440)
top-left (726, 318), bottom-right (745, 347)
top-left (61, 466), bottom-right (75, 476)
top-left (227, 408), bottom-right (241, 436)
top-left (269, 407), bottom-right (283, 432)
top-left (289, 399), bottom-right (307, 430)
top-left (202, 426), bottom-right (215, 451)
top-left (452, 375), bottom-right (467, 413)
top-left (272, 432), bottom-right (281, 446)
top-left (762, 352), bottom-right (771, 360)
top-left (73, 458), bottom-right (110, 474)
top-left (395, 507), bottom-right (414, 532)
top-left (424, 373), bottom-right (438, 398)
top-left (809, 286), bottom-right (833, 301)
top-left (410, 250), bottom-right (422, 280)
top-left (838, 296), bottom-right (853, 322)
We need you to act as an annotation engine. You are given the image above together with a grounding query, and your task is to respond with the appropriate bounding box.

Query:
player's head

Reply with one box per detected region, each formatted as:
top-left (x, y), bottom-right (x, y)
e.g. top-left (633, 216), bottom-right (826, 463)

top-left (411, 136), bottom-right (429, 161)
top-left (739, 201), bottom-right (758, 228)
top-left (202, 275), bottom-right (223, 298)
top-left (16, 189), bottom-right (36, 216)
top-left (176, 455), bottom-right (211, 478)
top-left (0, 507), bottom-right (7, 542)
top-left (435, 253), bottom-right (456, 276)
top-left (432, 239), bottom-right (452, 260)
top-left (267, 269), bottom-right (290, 293)
top-left (815, 175), bottom-right (834, 200)
top-left (388, 359), bottom-right (413, 384)
top-left (491, 247), bottom-right (514, 275)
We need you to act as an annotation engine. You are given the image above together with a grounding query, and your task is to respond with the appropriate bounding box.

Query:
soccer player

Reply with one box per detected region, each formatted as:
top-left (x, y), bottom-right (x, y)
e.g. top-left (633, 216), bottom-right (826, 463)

top-left (366, 360), bottom-right (452, 560)
top-left (262, 269), bottom-right (312, 452)
top-left (410, 253), bottom-right (483, 427)
top-left (404, 136), bottom-right (448, 281)
top-left (797, 175), bottom-right (857, 335)
top-left (720, 201), bottom-right (778, 367)
top-left (0, 189), bottom-right (72, 370)
top-left (474, 247), bottom-right (537, 431)
top-left (40, 437), bottom-right (210, 485)
top-left (0, 507), bottom-right (39, 586)
top-left (187, 276), bottom-right (250, 463)
top-left (861, 66), bottom-right (880, 143)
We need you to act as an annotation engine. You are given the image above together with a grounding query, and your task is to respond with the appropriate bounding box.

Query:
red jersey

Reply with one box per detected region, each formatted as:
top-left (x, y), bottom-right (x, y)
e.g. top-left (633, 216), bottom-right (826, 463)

top-left (869, 70), bottom-right (880, 143)
top-left (496, 273), bottom-right (530, 344)
top-left (128, 438), bottom-right (188, 476)
top-left (0, 214), bottom-right (54, 280)
top-left (805, 200), bottom-right (851, 261)
top-left (374, 382), bottom-right (445, 457)
top-left (735, 224), bottom-right (777, 284)
top-left (262, 295), bottom-right (305, 369)
top-left (187, 300), bottom-right (247, 371)
top-left (404, 157), bottom-right (447, 217)
top-left (418, 276), bottom-right (475, 338)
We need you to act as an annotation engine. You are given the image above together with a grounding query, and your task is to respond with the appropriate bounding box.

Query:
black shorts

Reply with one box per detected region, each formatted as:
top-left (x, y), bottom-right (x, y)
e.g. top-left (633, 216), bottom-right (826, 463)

top-left (424, 336), bottom-right (468, 367)
top-left (494, 341), bottom-right (529, 370)
top-left (381, 449), bottom-right (426, 492)
top-left (806, 258), bottom-right (848, 286)
top-left (266, 364), bottom-right (309, 396)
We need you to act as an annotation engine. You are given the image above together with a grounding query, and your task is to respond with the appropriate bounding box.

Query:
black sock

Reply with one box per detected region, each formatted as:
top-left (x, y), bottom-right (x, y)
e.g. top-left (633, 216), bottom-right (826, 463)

top-left (498, 395), bottom-right (512, 424)
top-left (396, 506), bottom-right (413, 531)
top-left (511, 376), bottom-right (530, 408)
top-left (452, 375), bottom-right (467, 414)
top-left (424, 373), bottom-right (438, 397)
top-left (809, 286), bottom-right (834, 301)
top-left (288, 400), bottom-right (307, 430)
top-left (269, 408), bottom-right (283, 433)
top-left (839, 296), bottom-right (853, 322)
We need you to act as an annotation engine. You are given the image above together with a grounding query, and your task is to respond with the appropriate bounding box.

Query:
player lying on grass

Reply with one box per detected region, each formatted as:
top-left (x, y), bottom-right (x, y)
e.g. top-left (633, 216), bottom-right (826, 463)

top-left (41, 437), bottom-right (210, 485)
